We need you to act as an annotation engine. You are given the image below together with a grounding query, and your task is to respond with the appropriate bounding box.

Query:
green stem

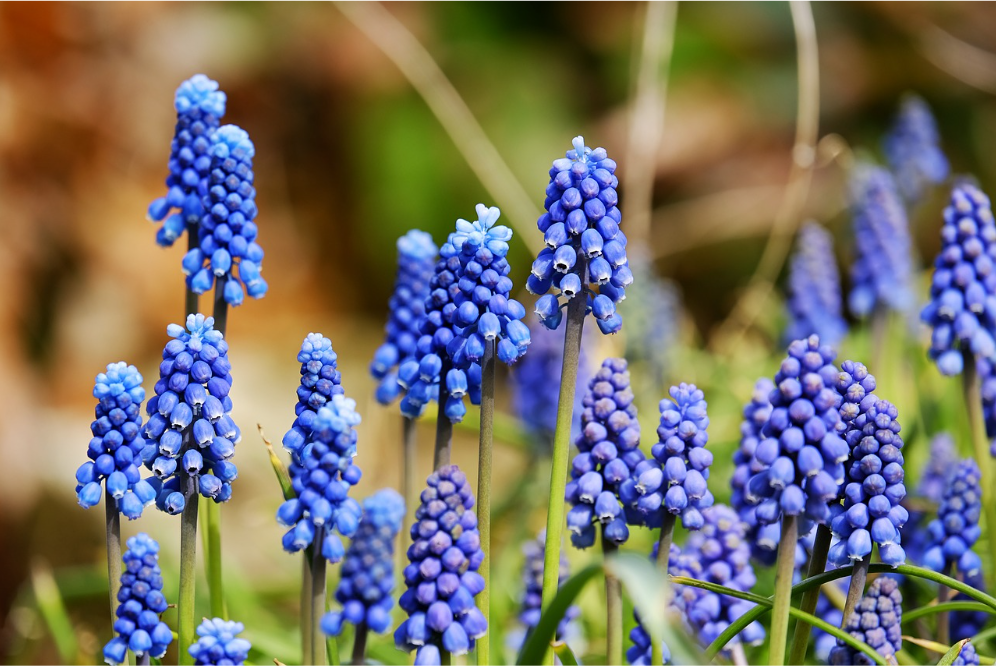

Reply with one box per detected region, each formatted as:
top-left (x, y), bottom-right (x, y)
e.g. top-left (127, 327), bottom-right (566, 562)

top-left (938, 564), bottom-right (951, 648)
top-left (185, 222), bottom-right (199, 317)
top-left (602, 532), bottom-right (623, 667)
top-left (302, 552), bottom-right (313, 663)
top-left (841, 558), bottom-right (870, 628)
top-left (204, 502), bottom-right (225, 618)
top-left (138, 653), bottom-right (150, 666)
top-left (105, 489), bottom-right (122, 626)
top-left (441, 648), bottom-right (451, 666)
top-left (403, 416), bottom-right (418, 535)
top-left (351, 621), bottom-right (368, 665)
top-left (178, 470), bottom-right (199, 667)
top-left (788, 523), bottom-right (831, 664)
top-left (651, 513), bottom-right (676, 666)
top-left (312, 530), bottom-right (328, 666)
top-left (476, 340), bottom-right (495, 666)
top-left (964, 351), bottom-right (996, 590)
top-left (434, 359), bottom-right (454, 470)
top-left (770, 515), bottom-right (798, 666)
top-left (327, 586), bottom-right (340, 666)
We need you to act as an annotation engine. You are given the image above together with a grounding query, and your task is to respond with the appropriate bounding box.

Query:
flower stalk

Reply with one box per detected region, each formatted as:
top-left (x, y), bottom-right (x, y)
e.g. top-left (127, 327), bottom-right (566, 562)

top-left (770, 515), bottom-right (798, 666)
top-left (104, 489), bottom-right (122, 627)
top-left (434, 359), bottom-right (454, 470)
top-left (789, 523), bottom-right (832, 664)
top-left (178, 468), bottom-right (199, 667)
top-left (602, 531), bottom-right (622, 667)
top-left (476, 340), bottom-right (496, 666)
top-left (963, 351), bottom-right (996, 589)
top-left (841, 558), bottom-right (870, 627)
top-left (184, 222), bottom-right (199, 317)
top-left (351, 622), bottom-right (368, 666)
top-left (311, 527), bottom-right (328, 666)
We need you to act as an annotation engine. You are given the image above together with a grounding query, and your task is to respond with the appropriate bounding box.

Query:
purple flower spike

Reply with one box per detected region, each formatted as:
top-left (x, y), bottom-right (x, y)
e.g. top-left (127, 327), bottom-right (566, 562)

top-left (884, 95), bottom-right (949, 203)
top-left (829, 577), bottom-right (902, 665)
top-left (103, 534), bottom-right (173, 664)
top-left (786, 222), bottom-right (848, 347)
top-left (922, 458), bottom-right (983, 578)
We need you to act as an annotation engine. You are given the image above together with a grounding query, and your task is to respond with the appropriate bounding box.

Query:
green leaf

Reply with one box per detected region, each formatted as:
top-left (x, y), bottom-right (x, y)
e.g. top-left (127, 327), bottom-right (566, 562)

top-left (552, 642), bottom-right (579, 666)
top-left (30, 561), bottom-right (78, 663)
top-left (516, 564), bottom-right (602, 665)
top-left (903, 601), bottom-right (996, 623)
top-left (258, 424), bottom-right (295, 500)
top-left (937, 638), bottom-right (970, 666)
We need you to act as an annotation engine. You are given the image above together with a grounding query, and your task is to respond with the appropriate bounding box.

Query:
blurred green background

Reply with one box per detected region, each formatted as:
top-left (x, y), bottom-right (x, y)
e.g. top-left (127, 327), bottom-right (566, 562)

top-left (3, 1), bottom-right (996, 664)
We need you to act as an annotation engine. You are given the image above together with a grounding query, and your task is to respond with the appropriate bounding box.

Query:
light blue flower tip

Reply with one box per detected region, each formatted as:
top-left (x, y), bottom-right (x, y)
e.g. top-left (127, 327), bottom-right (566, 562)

top-left (174, 74), bottom-right (227, 118)
top-left (398, 230), bottom-right (438, 261)
top-left (212, 124), bottom-right (255, 159)
top-left (572, 136), bottom-right (586, 157)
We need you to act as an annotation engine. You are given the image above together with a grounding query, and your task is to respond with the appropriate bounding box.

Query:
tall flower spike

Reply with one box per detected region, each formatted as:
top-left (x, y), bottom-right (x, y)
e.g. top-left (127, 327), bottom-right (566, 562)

top-left (395, 465), bottom-right (487, 665)
top-left (103, 533), bottom-right (173, 664)
top-left (322, 489), bottom-right (406, 637)
top-left (979, 359), bottom-right (996, 453)
top-left (564, 358), bottom-right (644, 549)
top-left (786, 222), bottom-right (848, 347)
top-left (282, 333), bottom-right (344, 464)
top-left (188, 618), bottom-right (252, 666)
top-left (371, 231), bottom-right (438, 405)
top-left (276, 393), bottom-right (363, 564)
top-left (906, 433), bottom-right (957, 567)
top-left (828, 576), bottom-right (903, 666)
top-left (923, 458), bottom-right (983, 577)
top-left (142, 314), bottom-right (239, 514)
top-left (528, 136), bottom-right (630, 335)
top-left (183, 125), bottom-right (267, 306)
top-left (147, 74), bottom-right (226, 247)
top-left (884, 95), bottom-right (949, 203)
top-left (76, 362), bottom-right (158, 520)
top-left (849, 165), bottom-right (915, 319)
top-left (619, 251), bottom-right (682, 383)
top-left (922, 184), bottom-right (996, 375)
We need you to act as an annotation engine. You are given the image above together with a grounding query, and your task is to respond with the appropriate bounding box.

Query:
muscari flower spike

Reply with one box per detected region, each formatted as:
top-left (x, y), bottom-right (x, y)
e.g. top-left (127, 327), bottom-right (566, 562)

top-left (849, 165), bottom-right (916, 319)
top-left (618, 250), bottom-right (682, 383)
top-left (76, 362), bottom-right (158, 520)
top-left (565, 358), bottom-right (645, 549)
top-left (103, 533), bottom-right (172, 665)
top-left (142, 314), bottom-right (239, 514)
top-left (829, 576), bottom-right (903, 666)
top-left (745, 335), bottom-right (849, 535)
top-left (529, 136), bottom-right (630, 335)
top-left (922, 183), bottom-right (996, 376)
top-left (980, 359), bottom-right (996, 454)
top-left (282, 333), bottom-right (344, 465)
top-left (785, 222), bottom-right (848, 347)
top-left (188, 618), bottom-right (252, 666)
top-left (923, 458), bottom-right (983, 577)
top-left (183, 125), bottom-right (267, 306)
top-left (147, 74), bottom-right (226, 247)
top-left (395, 465), bottom-right (487, 666)
top-left (884, 95), bottom-right (949, 203)
top-left (906, 433), bottom-right (957, 568)
top-left (954, 641), bottom-right (981, 666)
top-left (277, 393), bottom-right (363, 564)
top-left (322, 488), bottom-right (406, 638)
top-left (371, 230), bottom-right (438, 405)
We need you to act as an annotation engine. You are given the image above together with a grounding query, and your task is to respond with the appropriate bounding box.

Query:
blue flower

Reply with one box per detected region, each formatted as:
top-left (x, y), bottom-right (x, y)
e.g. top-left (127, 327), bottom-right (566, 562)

top-left (828, 576), bottom-right (903, 665)
top-left (76, 362), bottom-right (158, 520)
top-left (147, 75), bottom-right (226, 247)
top-left (372, 231), bottom-right (438, 405)
top-left (954, 641), bottom-right (981, 666)
top-left (786, 222), bottom-right (848, 347)
top-left (102, 533), bottom-right (173, 665)
top-left (618, 251), bottom-right (682, 383)
top-left (282, 333), bottom-right (344, 463)
top-left (922, 184), bottom-right (996, 375)
top-left (183, 125), bottom-right (267, 305)
top-left (188, 618), bottom-right (251, 665)
top-left (976, 359), bottom-right (996, 454)
top-left (906, 433), bottom-right (957, 568)
top-left (565, 358), bottom-right (645, 549)
top-left (395, 465), bottom-right (487, 665)
top-left (884, 95), bottom-right (949, 203)
top-left (322, 489), bottom-right (406, 638)
top-left (142, 314), bottom-right (239, 513)
top-left (923, 458), bottom-right (983, 578)
top-left (528, 136), bottom-right (630, 334)
top-left (849, 165), bottom-right (915, 319)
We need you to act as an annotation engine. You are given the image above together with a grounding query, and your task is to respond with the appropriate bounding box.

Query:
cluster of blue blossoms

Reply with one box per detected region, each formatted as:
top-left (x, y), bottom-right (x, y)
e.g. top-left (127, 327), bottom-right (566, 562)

top-left (282, 333), bottom-right (345, 464)
top-left (565, 358), bottom-right (644, 548)
top-left (884, 95), bottom-right (950, 202)
top-left (76, 362), bottom-right (157, 519)
top-left (922, 183), bottom-right (996, 376)
top-left (829, 576), bottom-right (903, 665)
top-left (371, 230), bottom-right (438, 405)
top-left (323, 489), bottom-right (406, 637)
top-left (396, 465), bottom-right (487, 665)
top-left (508, 531), bottom-right (582, 653)
top-left (923, 458), bottom-right (983, 577)
top-left (143, 315), bottom-right (239, 514)
top-left (530, 136), bottom-right (630, 334)
top-left (786, 222), bottom-right (848, 347)
top-left (147, 74), bottom-right (226, 247)
top-left (188, 618), bottom-right (252, 666)
top-left (103, 533), bottom-right (172, 664)
top-left (954, 641), bottom-right (981, 667)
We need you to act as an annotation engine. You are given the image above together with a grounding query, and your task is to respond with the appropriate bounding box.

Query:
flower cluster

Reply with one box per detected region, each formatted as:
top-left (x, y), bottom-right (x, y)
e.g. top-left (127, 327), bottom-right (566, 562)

top-left (183, 125), bottom-right (267, 305)
top-left (371, 230), bottom-right (438, 405)
top-left (884, 95), bottom-right (949, 202)
top-left (922, 184), bottom-right (996, 375)
top-left (907, 433), bottom-right (957, 567)
top-left (188, 618), bottom-right (252, 666)
top-left (322, 489), bottom-right (406, 637)
top-left (745, 335), bottom-right (848, 534)
top-left (508, 531), bottom-right (582, 654)
top-left (147, 74), bottom-right (226, 247)
top-left (786, 222), bottom-right (848, 347)
top-left (923, 458), bottom-right (983, 577)
top-left (103, 533), bottom-right (172, 665)
top-left (618, 251), bottom-right (681, 384)
top-left (529, 136), bottom-right (630, 334)
top-left (395, 465), bottom-right (487, 665)
top-left (849, 165), bottom-right (915, 318)
top-left (565, 358), bottom-right (644, 548)
top-left (282, 333), bottom-right (344, 464)
top-left (954, 642), bottom-right (981, 667)
top-left (829, 576), bottom-right (903, 665)
top-left (277, 393), bottom-right (363, 563)
top-left (143, 315), bottom-right (239, 514)
top-left (980, 359), bottom-right (996, 454)
top-left (76, 362), bottom-right (157, 519)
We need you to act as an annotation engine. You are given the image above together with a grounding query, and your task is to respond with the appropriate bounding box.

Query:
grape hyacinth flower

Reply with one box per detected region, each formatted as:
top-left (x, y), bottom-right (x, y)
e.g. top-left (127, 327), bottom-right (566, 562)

top-left (188, 618), bottom-right (252, 666)
top-left (395, 465), bottom-right (487, 665)
top-left (183, 125), bottom-right (267, 306)
top-left (371, 230), bottom-right (438, 404)
top-left (906, 433), bottom-right (957, 567)
top-left (76, 362), bottom-right (157, 520)
top-left (785, 222), bottom-right (848, 347)
top-left (828, 576), bottom-right (903, 666)
top-left (528, 136), bottom-right (630, 335)
top-left (322, 489), bottom-right (406, 638)
top-left (884, 95), bottom-right (949, 203)
top-left (849, 165), bottom-right (916, 319)
top-left (147, 74), bottom-right (226, 247)
top-left (923, 458), bottom-right (983, 577)
top-left (103, 533), bottom-right (173, 665)
top-left (980, 359), bottom-right (996, 454)
top-left (954, 642), bottom-right (981, 666)
top-left (281, 333), bottom-right (344, 465)
top-left (564, 358), bottom-right (644, 549)
top-left (142, 314), bottom-right (239, 513)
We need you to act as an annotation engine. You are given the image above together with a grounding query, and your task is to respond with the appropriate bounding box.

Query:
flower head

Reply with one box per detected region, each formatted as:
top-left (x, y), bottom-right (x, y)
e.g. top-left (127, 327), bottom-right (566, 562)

top-left (786, 222), bottom-right (848, 346)
top-left (282, 333), bottom-right (344, 463)
top-left (188, 618), bottom-right (251, 666)
top-left (923, 458), bottom-right (983, 577)
top-left (884, 95), bottom-right (949, 202)
top-left (829, 576), bottom-right (903, 665)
